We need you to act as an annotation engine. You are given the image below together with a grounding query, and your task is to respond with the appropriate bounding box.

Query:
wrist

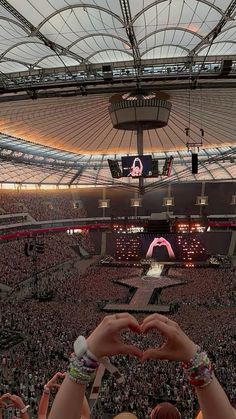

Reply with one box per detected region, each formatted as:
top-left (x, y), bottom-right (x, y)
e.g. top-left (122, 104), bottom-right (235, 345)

top-left (73, 335), bottom-right (99, 362)
top-left (86, 338), bottom-right (101, 360)
top-left (182, 346), bottom-right (214, 388)
top-left (43, 385), bottom-right (50, 394)
top-left (20, 405), bottom-right (30, 414)
top-left (182, 342), bottom-right (198, 363)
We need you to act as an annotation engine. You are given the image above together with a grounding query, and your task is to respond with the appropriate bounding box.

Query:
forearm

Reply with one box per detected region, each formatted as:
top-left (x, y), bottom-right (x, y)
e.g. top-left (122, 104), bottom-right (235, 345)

top-left (196, 374), bottom-right (235, 419)
top-left (167, 247), bottom-right (175, 259)
top-left (81, 396), bottom-right (90, 419)
top-left (38, 391), bottom-right (50, 419)
top-left (48, 375), bottom-right (86, 419)
top-left (146, 245), bottom-right (153, 258)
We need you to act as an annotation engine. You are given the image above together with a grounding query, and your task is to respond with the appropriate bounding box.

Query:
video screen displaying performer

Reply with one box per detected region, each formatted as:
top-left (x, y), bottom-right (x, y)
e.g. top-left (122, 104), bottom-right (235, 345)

top-left (122, 155), bottom-right (152, 177)
top-left (142, 234), bottom-right (207, 262)
top-left (146, 236), bottom-right (175, 259)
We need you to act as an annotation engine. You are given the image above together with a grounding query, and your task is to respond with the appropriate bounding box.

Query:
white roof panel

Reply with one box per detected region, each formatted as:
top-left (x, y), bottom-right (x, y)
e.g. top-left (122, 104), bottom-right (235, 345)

top-left (0, 0), bottom-right (235, 70)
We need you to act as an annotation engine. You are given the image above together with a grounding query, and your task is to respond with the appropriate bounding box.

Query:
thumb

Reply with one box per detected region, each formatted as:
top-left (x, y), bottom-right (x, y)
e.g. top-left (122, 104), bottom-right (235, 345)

top-left (119, 344), bottom-right (143, 358)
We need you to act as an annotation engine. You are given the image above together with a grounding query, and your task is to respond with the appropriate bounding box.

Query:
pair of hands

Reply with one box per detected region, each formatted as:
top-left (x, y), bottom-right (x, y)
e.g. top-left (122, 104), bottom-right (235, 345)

top-left (87, 313), bottom-right (197, 364)
top-left (146, 237), bottom-right (175, 259)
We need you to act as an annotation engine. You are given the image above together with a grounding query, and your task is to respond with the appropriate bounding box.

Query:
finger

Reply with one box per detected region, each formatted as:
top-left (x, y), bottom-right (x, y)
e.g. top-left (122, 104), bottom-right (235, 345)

top-left (118, 344), bottom-right (143, 358)
top-left (141, 319), bottom-right (174, 338)
top-left (56, 372), bottom-right (66, 378)
top-left (142, 314), bottom-right (179, 328)
top-left (113, 317), bottom-right (141, 333)
top-left (2, 393), bottom-right (12, 399)
top-left (142, 313), bottom-right (170, 325)
top-left (142, 348), bottom-right (169, 362)
top-left (114, 312), bottom-right (134, 319)
top-left (114, 313), bottom-right (141, 328)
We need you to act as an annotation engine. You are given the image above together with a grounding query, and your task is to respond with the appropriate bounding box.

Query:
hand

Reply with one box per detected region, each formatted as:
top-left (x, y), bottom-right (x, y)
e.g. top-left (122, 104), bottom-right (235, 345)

top-left (9, 395), bottom-right (25, 410)
top-left (158, 237), bottom-right (171, 247)
top-left (146, 237), bottom-right (175, 259)
top-left (146, 238), bottom-right (160, 257)
top-left (0, 393), bottom-right (12, 408)
top-left (86, 313), bottom-right (142, 359)
top-left (158, 237), bottom-right (175, 259)
top-left (141, 314), bottom-right (197, 363)
top-left (45, 372), bottom-right (66, 389)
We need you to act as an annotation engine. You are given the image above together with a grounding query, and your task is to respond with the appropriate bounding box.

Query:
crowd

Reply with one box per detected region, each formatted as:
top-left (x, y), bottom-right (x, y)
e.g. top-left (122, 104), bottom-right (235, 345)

top-left (0, 233), bottom-right (78, 287)
top-left (0, 261), bottom-right (235, 418)
top-left (0, 190), bottom-right (87, 221)
top-left (0, 229), bottom-right (99, 288)
top-left (160, 267), bottom-right (236, 307)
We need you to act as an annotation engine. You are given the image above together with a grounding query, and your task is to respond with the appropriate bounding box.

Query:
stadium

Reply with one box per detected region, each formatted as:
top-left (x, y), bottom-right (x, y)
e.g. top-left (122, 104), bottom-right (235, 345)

top-left (0, 1), bottom-right (235, 418)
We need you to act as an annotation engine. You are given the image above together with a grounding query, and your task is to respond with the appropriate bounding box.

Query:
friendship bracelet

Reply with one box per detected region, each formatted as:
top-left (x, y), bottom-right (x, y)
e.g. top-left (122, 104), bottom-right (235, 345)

top-left (68, 354), bottom-right (98, 385)
top-left (67, 366), bottom-right (96, 385)
top-left (43, 385), bottom-right (50, 395)
top-left (182, 346), bottom-right (214, 388)
top-left (81, 353), bottom-right (99, 369)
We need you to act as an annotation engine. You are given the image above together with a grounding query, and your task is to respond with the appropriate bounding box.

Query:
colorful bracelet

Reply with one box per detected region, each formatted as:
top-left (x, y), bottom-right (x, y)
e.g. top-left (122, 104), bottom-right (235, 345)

top-left (182, 346), bottom-right (214, 388)
top-left (68, 354), bottom-right (98, 385)
top-left (81, 353), bottom-right (99, 369)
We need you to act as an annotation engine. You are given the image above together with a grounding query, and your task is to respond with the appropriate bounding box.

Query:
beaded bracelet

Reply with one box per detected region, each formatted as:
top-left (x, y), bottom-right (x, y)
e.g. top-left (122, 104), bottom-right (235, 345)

top-left (68, 354), bottom-right (98, 385)
top-left (182, 346), bottom-right (214, 388)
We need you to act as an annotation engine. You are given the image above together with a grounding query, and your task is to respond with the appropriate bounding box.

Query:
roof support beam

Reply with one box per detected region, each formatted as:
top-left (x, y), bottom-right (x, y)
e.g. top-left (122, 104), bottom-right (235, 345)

top-left (69, 168), bottom-right (83, 186)
top-left (140, 44), bottom-right (190, 57)
top-left (133, 0), bottom-right (224, 23)
top-left (0, 0), bottom-right (84, 63)
top-left (119, 0), bottom-right (141, 73)
top-left (65, 33), bottom-right (131, 52)
top-left (189, 0), bottom-right (236, 57)
top-left (138, 27), bottom-right (203, 45)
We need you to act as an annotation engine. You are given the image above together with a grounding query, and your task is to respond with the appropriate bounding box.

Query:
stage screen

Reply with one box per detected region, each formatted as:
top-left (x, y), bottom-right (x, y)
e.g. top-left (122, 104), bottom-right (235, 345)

top-left (141, 234), bottom-right (207, 262)
top-left (121, 155), bottom-right (152, 177)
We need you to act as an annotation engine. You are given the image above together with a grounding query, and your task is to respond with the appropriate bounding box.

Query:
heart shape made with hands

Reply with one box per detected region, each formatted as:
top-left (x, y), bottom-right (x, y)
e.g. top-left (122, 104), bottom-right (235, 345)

top-left (121, 317), bottom-right (170, 361)
top-left (114, 313), bottom-right (196, 363)
top-left (0, 394), bottom-right (18, 409)
top-left (87, 313), bottom-right (196, 363)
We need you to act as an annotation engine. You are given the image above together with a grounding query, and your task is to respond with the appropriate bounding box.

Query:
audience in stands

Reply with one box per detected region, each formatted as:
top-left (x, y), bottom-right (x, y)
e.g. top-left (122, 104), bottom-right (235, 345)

top-left (0, 190), bottom-right (87, 222)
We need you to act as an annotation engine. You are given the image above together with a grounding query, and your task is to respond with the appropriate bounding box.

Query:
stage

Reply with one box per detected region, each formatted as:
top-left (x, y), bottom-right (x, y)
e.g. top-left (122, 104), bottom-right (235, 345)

top-left (103, 275), bottom-right (184, 314)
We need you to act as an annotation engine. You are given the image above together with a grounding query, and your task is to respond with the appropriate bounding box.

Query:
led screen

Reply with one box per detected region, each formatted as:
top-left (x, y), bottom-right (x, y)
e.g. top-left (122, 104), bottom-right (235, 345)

top-left (141, 234), bottom-right (207, 262)
top-left (121, 155), bottom-right (153, 177)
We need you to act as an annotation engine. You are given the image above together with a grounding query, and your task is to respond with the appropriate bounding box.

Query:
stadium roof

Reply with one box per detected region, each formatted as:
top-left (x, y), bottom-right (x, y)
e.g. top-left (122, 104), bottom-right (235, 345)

top-left (0, 0), bottom-right (235, 187)
top-left (0, 0), bottom-right (236, 71)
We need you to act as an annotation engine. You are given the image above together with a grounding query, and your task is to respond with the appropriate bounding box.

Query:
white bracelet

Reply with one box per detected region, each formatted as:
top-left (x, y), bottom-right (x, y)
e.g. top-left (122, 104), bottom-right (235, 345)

top-left (21, 405), bottom-right (30, 414)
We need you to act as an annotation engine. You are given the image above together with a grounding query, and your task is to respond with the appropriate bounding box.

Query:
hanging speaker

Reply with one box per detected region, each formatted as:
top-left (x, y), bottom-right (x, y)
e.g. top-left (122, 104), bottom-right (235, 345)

top-left (220, 60), bottom-right (232, 77)
top-left (24, 242), bottom-right (29, 256)
top-left (192, 153), bottom-right (198, 174)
